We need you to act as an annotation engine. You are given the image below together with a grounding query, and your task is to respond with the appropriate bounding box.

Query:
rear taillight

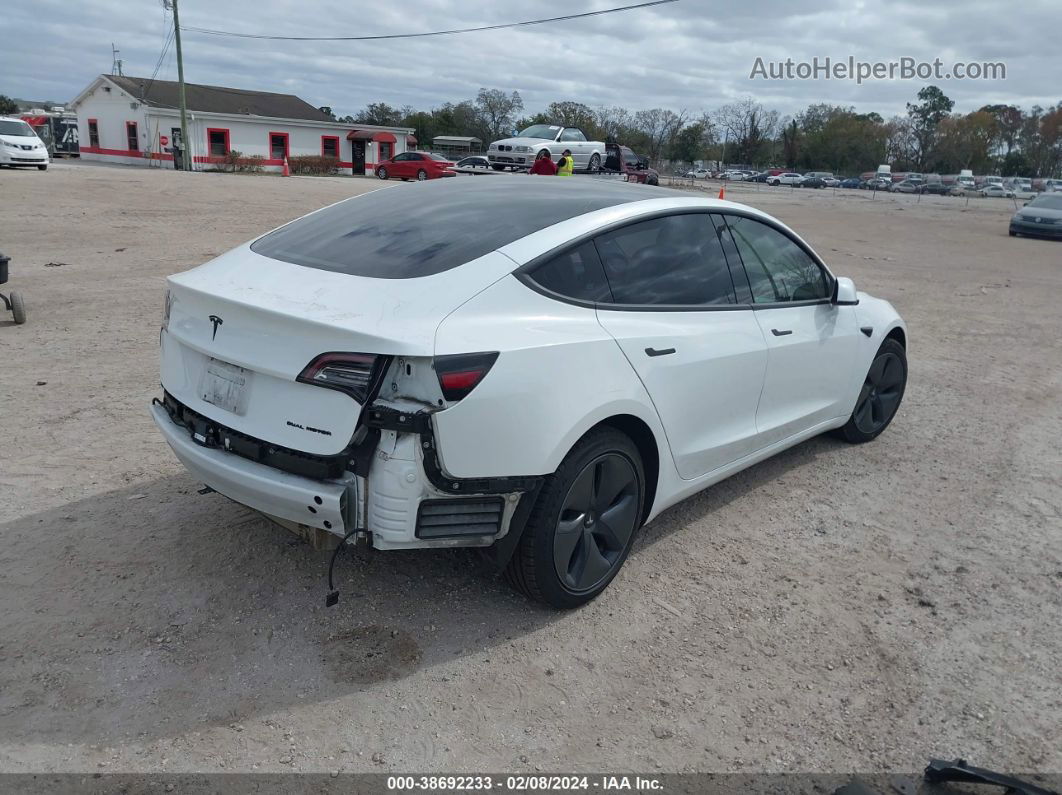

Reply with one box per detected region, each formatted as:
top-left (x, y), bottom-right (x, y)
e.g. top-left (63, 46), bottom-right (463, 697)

top-left (434, 352), bottom-right (498, 401)
top-left (297, 352), bottom-right (379, 402)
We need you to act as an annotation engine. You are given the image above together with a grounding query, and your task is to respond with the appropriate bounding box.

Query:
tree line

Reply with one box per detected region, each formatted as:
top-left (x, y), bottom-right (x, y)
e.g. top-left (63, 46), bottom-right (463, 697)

top-left (334, 85), bottom-right (1062, 177)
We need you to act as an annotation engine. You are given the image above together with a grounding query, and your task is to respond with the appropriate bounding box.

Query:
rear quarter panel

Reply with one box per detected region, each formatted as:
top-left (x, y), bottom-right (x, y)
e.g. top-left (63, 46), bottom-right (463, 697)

top-left (432, 275), bottom-right (670, 480)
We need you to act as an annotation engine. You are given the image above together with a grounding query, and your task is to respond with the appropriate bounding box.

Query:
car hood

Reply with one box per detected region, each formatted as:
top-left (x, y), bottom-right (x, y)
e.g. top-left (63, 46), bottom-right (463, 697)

top-left (0, 133), bottom-right (43, 147)
top-left (492, 136), bottom-right (559, 148)
top-left (1017, 206), bottom-right (1062, 220)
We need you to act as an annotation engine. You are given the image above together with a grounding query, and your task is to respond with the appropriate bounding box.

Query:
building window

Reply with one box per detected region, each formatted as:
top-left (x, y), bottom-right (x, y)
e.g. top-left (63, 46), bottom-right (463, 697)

top-left (321, 135), bottom-right (339, 159)
top-left (126, 121), bottom-right (139, 152)
top-left (378, 141), bottom-right (393, 162)
top-left (88, 119), bottom-right (99, 148)
top-left (207, 128), bottom-right (230, 158)
top-left (270, 132), bottom-right (289, 161)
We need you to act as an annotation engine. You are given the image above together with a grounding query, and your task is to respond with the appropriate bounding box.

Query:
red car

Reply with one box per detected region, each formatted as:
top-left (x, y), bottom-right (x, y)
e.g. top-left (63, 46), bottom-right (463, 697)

top-left (376, 151), bottom-right (455, 181)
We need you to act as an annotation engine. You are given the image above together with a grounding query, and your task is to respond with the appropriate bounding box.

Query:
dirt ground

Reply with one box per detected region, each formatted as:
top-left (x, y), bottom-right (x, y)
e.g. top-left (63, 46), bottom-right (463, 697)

top-left (0, 162), bottom-right (1059, 776)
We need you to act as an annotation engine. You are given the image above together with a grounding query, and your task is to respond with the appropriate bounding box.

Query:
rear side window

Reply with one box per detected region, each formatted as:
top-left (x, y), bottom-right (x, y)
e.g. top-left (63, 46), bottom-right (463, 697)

top-left (529, 241), bottom-right (612, 302)
top-left (724, 215), bottom-right (829, 303)
top-left (593, 213), bottom-right (736, 306)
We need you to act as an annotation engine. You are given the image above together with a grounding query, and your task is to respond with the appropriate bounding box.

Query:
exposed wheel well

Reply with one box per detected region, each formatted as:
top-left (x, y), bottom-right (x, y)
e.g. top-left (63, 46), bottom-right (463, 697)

top-left (885, 326), bottom-right (906, 348)
top-left (592, 414), bottom-right (659, 522)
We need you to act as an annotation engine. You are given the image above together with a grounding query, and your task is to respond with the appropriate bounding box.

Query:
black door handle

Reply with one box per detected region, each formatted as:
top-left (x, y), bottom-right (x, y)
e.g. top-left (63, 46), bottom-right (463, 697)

top-left (645, 347), bottom-right (676, 357)
top-left (771, 329), bottom-right (793, 337)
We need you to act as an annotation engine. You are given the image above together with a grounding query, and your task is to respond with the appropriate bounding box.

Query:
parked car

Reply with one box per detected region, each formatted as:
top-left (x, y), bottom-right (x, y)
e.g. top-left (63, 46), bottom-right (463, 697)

top-left (746, 171), bottom-right (771, 183)
top-left (683, 168), bottom-right (710, 179)
top-left (152, 179), bottom-right (907, 608)
top-left (979, 184), bottom-right (1016, 198)
top-left (488, 124), bottom-right (605, 173)
top-left (723, 170), bottom-right (749, 181)
top-left (804, 171), bottom-right (835, 186)
top-left (455, 155), bottom-right (491, 170)
top-left (1009, 192), bottom-right (1062, 239)
top-left (602, 143), bottom-right (659, 185)
top-left (891, 180), bottom-right (922, 194)
top-left (798, 176), bottom-right (827, 189)
top-left (376, 151), bottom-right (455, 181)
top-left (862, 177), bottom-right (892, 191)
top-left (839, 178), bottom-right (862, 189)
top-left (919, 182), bottom-right (949, 195)
top-left (1044, 179), bottom-right (1062, 193)
top-left (768, 173), bottom-right (804, 186)
top-left (0, 116), bottom-right (50, 170)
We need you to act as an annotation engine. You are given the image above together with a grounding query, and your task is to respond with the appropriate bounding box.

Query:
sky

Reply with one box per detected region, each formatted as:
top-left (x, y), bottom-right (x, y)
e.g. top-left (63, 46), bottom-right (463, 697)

top-left (4, 0), bottom-right (1059, 121)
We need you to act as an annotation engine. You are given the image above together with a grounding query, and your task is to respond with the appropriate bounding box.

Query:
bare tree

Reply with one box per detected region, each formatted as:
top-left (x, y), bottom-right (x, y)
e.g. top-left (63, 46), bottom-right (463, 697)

top-left (714, 98), bottom-right (779, 166)
top-left (475, 88), bottom-right (524, 141)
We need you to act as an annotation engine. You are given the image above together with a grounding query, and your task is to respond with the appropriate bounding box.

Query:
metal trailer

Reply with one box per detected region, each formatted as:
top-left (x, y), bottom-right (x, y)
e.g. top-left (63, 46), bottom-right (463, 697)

top-left (21, 113), bottom-right (79, 158)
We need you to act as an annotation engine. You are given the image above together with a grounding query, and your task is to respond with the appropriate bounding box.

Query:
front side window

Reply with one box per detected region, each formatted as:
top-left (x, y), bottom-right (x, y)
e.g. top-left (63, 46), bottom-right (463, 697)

top-left (528, 241), bottom-right (612, 302)
top-left (724, 215), bottom-right (829, 304)
top-left (594, 213), bottom-right (736, 306)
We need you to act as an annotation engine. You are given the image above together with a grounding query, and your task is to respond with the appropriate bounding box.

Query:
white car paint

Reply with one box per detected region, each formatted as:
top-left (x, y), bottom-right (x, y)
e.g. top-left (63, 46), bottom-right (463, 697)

top-left (0, 116), bottom-right (50, 168)
top-left (487, 125), bottom-right (604, 171)
top-left (153, 178), bottom-right (906, 604)
top-left (769, 173), bottom-right (804, 185)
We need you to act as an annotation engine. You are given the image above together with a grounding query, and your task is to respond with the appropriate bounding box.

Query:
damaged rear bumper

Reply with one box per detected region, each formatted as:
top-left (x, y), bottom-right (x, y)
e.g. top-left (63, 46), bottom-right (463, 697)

top-left (151, 401), bottom-right (351, 532)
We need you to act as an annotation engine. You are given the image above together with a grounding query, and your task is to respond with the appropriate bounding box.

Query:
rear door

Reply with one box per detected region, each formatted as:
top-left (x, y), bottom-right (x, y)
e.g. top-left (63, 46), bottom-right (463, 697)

top-left (720, 213), bottom-right (860, 446)
top-left (590, 212), bottom-right (769, 479)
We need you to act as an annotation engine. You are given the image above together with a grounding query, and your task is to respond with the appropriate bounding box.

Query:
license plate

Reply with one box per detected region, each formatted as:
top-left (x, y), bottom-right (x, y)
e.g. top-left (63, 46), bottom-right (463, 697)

top-left (201, 359), bottom-right (248, 415)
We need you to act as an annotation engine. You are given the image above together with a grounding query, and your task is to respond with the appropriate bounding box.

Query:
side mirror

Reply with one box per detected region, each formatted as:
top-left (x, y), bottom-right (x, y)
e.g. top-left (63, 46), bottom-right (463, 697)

top-left (833, 276), bottom-right (859, 306)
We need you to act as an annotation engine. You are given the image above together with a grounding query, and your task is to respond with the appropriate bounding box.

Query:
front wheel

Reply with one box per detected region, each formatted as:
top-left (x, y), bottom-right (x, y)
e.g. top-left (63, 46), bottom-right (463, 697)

top-left (38, 165), bottom-right (48, 171)
top-left (835, 338), bottom-right (907, 443)
top-left (416, 169), bottom-right (428, 181)
top-left (506, 428), bottom-right (644, 608)
top-left (376, 167), bottom-right (388, 180)
top-left (587, 153), bottom-right (601, 173)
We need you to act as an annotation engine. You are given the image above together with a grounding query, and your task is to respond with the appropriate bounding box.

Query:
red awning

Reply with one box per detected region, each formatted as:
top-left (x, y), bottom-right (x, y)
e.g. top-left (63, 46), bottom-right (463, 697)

top-left (347, 129), bottom-right (397, 143)
top-left (406, 135), bottom-right (418, 146)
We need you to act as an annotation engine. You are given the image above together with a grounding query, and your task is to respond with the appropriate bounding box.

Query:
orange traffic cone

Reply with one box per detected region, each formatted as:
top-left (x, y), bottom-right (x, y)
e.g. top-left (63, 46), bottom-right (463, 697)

top-left (718, 184), bottom-right (726, 199)
top-left (282, 157), bottom-right (290, 177)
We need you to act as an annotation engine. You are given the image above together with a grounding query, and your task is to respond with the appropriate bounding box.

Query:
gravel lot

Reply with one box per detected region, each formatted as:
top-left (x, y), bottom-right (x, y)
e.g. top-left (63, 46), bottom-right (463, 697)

top-left (0, 162), bottom-right (1059, 775)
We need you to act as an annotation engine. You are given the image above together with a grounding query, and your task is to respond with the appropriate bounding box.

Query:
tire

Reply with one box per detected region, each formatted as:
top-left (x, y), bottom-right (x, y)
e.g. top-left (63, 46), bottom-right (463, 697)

top-left (835, 338), bottom-right (907, 443)
top-left (10, 292), bottom-right (26, 325)
top-left (648, 175), bottom-right (658, 186)
top-left (587, 153), bottom-right (601, 174)
top-left (376, 167), bottom-right (388, 180)
top-left (770, 180), bottom-right (779, 186)
top-left (1009, 230), bottom-right (1018, 237)
top-left (416, 169), bottom-right (428, 181)
top-left (505, 428), bottom-right (644, 609)
top-left (492, 165), bottom-right (505, 171)
top-left (38, 165), bottom-right (48, 171)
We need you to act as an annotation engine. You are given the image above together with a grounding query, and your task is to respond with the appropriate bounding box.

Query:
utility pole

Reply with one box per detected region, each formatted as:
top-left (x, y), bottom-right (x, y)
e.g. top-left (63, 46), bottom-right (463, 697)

top-left (168, 0), bottom-right (191, 171)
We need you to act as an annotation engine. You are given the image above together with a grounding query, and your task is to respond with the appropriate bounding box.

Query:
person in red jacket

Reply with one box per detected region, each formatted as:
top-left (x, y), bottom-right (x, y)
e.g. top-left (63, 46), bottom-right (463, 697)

top-left (528, 150), bottom-right (558, 175)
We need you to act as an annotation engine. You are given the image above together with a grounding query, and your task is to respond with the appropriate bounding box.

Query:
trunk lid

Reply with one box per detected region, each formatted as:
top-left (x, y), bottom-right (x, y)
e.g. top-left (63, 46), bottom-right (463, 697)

top-left (161, 244), bottom-right (509, 456)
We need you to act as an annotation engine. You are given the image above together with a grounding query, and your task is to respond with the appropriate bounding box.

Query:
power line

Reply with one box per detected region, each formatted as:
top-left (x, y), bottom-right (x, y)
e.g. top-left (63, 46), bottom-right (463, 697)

top-left (181, 0), bottom-right (678, 42)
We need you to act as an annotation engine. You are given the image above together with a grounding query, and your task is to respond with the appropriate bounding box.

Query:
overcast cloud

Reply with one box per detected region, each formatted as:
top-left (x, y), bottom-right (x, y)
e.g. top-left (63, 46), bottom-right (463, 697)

top-left (4, 0), bottom-right (1059, 119)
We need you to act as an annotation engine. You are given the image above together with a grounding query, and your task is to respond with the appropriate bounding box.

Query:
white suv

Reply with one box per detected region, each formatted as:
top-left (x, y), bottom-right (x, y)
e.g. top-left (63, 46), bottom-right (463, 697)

top-left (153, 179), bottom-right (907, 607)
top-left (0, 116), bottom-right (49, 170)
top-left (768, 173), bottom-right (803, 186)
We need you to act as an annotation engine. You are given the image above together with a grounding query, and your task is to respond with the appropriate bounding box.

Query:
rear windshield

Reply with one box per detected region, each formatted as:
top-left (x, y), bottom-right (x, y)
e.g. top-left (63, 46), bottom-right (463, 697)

top-left (250, 178), bottom-right (675, 279)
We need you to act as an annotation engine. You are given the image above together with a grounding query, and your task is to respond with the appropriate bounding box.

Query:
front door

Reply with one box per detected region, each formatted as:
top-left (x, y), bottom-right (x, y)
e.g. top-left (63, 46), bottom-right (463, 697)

top-left (591, 212), bottom-right (769, 479)
top-left (351, 140), bottom-right (365, 174)
top-left (720, 213), bottom-right (861, 446)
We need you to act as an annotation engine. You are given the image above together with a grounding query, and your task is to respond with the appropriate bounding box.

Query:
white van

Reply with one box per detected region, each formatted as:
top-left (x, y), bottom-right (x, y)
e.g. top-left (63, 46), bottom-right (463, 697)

top-left (0, 117), bottom-right (50, 170)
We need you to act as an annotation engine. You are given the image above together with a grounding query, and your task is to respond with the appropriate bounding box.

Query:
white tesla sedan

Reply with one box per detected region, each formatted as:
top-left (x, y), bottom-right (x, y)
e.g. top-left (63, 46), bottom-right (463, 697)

top-left (153, 179), bottom-right (907, 608)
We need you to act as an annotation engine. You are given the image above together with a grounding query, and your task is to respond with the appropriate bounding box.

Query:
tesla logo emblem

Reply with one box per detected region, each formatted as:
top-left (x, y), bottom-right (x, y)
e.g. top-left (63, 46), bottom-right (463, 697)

top-left (208, 315), bottom-right (223, 340)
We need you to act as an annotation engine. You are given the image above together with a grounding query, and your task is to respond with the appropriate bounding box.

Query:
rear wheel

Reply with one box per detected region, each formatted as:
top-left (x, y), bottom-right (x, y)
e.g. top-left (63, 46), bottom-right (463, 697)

top-left (588, 153), bottom-right (601, 173)
top-left (376, 167), bottom-right (388, 180)
top-left (835, 339), bottom-right (907, 443)
top-left (506, 428), bottom-right (644, 608)
top-left (38, 165), bottom-right (47, 171)
top-left (492, 164), bottom-right (505, 171)
top-left (10, 292), bottom-right (26, 325)
top-left (417, 169), bottom-right (428, 181)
